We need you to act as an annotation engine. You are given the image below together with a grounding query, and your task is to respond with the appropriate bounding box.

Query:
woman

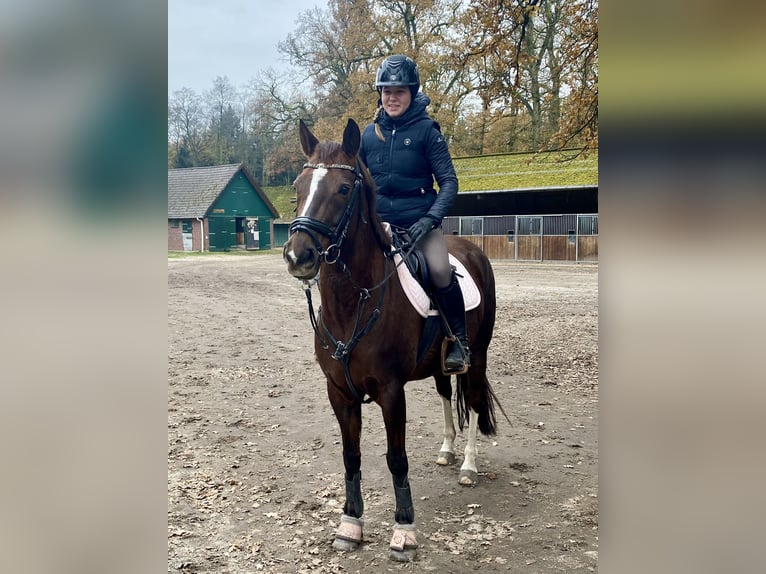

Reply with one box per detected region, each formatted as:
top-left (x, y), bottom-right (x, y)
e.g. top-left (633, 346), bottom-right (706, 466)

top-left (359, 54), bottom-right (470, 373)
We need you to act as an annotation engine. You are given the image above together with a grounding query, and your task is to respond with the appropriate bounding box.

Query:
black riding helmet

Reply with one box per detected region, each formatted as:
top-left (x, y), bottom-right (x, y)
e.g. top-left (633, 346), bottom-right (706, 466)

top-left (375, 55), bottom-right (420, 99)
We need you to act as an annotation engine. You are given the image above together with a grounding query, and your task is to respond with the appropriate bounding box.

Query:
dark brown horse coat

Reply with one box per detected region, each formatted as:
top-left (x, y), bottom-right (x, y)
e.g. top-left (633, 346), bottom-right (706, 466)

top-left (283, 118), bottom-right (500, 561)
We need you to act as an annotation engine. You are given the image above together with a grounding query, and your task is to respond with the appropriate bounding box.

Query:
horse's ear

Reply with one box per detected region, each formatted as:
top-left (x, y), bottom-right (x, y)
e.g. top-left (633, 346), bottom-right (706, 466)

top-left (299, 119), bottom-right (319, 157)
top-left (342, 118), bottom-right (360, 158)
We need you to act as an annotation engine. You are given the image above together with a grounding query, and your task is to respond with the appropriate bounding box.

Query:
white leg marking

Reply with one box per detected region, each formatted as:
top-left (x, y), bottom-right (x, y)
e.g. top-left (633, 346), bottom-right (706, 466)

top-left (300, 167), bottom-right (327, 217)
top-left (440, 396), bottom-right (456, 455)
top-left (461, 408), bottom-right (479, 475)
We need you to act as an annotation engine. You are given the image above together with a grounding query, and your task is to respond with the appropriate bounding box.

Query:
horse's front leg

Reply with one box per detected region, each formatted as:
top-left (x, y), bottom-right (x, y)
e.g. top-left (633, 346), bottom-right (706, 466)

top-left (380, 383), bottom-right (419, 562)
top-left (329, 387), bottom-right (364, 551)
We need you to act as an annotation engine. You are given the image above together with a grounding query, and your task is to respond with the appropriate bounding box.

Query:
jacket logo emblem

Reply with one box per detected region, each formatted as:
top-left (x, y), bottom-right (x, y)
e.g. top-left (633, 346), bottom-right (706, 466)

top-left (403, 138), bottom-right (412, 146)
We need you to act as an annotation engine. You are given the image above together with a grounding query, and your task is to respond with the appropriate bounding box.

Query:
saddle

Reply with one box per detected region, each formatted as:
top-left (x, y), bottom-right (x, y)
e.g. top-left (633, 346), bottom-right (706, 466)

top-left (392, 230), bottom-right (432, 296)
top-left (387, 225), bottom-right (481, 319)
top-left (385, 225), bottom-right (481, 365)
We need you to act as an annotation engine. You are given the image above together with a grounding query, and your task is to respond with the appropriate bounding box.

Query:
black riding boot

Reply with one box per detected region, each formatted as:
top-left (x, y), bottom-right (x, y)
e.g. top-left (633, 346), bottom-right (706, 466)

top-left (435, 273), bottom-right (471, 373)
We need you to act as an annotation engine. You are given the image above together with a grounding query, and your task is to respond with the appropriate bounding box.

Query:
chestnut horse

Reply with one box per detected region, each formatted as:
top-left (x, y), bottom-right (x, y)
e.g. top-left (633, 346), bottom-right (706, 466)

top-left (283, 118), bottom-right (502, 562)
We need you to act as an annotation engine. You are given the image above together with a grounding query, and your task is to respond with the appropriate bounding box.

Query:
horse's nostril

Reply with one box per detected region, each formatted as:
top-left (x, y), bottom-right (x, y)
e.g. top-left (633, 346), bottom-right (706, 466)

top-left (301, 247), bottom-right (317, 266)
top-left (285, 242), bottom-right (317, 269)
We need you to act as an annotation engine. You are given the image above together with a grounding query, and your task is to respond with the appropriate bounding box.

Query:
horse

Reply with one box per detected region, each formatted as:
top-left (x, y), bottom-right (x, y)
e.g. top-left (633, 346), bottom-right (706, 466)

top-left (283, 118), bottom-right (503, 562)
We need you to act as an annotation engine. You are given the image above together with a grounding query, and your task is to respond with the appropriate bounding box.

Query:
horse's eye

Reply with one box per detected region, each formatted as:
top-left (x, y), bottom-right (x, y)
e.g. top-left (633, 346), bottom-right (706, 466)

top-left (339, 184), bottom-right (351, 196)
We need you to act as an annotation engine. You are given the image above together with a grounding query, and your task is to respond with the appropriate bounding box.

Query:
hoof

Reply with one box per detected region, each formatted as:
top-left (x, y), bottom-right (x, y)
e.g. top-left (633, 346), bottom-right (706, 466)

top-left (389, 524), bottom-right (418, 562)
top-left (458, 469), bottom-right (479, 486)
top-left (389, 548), bottom-right (417, 562)
top-left (332, 538), bottom-right (360, 552)
top-left (436, 450), bottom-right (456, 466)
top-left (333, 514), bottom-right (363, 552)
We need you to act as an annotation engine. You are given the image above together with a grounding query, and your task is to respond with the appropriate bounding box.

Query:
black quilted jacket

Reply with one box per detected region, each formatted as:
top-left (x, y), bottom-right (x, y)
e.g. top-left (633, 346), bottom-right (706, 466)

top-left (359, 93), bottom-right (459, 228)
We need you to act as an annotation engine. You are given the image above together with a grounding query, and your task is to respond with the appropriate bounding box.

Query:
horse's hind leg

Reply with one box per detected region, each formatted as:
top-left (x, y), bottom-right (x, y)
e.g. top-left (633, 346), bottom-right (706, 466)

top-left (329, 392), bottom-right (364, 551)
top-left (458, 355), bottom-right (497, 487)
top-left (434, 373), bottom-right (457, 466)
top-left (380, 383), bottom-right (418, 562)
top-left (459, 401), bottom-right (480, 486)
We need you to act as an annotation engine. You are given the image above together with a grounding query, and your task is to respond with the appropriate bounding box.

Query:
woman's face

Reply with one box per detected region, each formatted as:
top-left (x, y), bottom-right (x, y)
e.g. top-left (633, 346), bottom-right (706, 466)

top-left (381, 86), bottom-right (412, 118)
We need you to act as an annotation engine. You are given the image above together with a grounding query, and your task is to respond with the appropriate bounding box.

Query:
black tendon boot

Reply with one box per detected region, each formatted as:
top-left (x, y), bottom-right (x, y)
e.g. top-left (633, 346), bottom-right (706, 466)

top-left (435, 273), bottom-right (471, 373)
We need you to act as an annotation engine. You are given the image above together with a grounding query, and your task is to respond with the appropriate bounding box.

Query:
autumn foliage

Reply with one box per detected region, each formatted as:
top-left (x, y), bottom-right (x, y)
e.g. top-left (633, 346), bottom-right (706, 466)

top-left (169, 0), bottom-right (598, 183)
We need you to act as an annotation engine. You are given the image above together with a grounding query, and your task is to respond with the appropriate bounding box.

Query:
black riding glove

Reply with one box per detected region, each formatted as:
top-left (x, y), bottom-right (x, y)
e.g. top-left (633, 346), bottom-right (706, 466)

top-left (407, 216), bottom-right (436, 245)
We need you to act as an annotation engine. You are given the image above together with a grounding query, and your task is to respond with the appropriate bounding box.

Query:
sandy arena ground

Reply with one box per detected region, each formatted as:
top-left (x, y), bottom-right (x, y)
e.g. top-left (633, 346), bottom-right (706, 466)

top-left (168, 253), bottom-right (598, 573)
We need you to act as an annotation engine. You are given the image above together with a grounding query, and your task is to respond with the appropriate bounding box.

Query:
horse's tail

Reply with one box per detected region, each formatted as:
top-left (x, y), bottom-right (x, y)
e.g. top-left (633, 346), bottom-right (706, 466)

top-left (456, 373), bottom-right (510, 436)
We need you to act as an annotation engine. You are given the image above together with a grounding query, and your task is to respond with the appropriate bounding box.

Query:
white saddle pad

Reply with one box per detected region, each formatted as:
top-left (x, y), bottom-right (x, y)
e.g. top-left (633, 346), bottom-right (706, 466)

top-left (392, 251), bottom-right (482, 318)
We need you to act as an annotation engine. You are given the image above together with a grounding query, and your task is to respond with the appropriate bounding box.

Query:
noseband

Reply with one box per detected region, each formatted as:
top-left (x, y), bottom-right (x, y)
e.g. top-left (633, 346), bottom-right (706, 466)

top-left (289, 161), bottom-right (363, 264)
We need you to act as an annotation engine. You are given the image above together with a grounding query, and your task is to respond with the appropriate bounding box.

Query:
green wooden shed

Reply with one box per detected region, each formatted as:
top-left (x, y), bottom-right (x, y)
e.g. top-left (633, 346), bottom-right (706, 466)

top-left (168, 164), bottom-right (279, 252)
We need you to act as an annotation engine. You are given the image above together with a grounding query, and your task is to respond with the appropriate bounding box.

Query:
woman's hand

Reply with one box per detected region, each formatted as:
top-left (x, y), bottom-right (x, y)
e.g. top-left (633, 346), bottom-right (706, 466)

top-left (407, 217), bottom-right (435, 244)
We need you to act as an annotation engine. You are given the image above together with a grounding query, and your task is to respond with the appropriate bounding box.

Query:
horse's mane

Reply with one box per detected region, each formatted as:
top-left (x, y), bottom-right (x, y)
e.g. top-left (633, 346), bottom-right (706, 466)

top-left (358, 160), bottom-right (392, 251)
top-left (313, 140), bottom-right (392, 252)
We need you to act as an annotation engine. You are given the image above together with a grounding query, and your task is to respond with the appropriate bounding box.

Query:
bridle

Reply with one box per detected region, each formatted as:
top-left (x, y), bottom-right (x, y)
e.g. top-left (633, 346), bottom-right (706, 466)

top-left (289, 159), bottom-right (399, 404)
top-left (288, 161), bottom-right (363, 265)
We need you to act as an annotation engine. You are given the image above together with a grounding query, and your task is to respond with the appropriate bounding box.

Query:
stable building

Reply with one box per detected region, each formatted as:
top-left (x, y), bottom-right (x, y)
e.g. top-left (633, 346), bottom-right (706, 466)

top-left (168, 163), bottom-right (279, 252)
top-left (272, 184), bottom-right (598, 262)
top-left (442, 185), bottom-right (598, 261)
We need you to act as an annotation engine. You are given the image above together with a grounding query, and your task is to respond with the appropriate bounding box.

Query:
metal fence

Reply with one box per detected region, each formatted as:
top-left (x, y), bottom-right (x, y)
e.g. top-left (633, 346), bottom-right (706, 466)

top-left (442, 213), bottom-right (598, 262)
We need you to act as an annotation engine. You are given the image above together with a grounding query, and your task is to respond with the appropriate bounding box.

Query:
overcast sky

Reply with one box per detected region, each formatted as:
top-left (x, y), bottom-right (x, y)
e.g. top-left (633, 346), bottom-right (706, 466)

top-left (168, 0), bottom-right (324, 96)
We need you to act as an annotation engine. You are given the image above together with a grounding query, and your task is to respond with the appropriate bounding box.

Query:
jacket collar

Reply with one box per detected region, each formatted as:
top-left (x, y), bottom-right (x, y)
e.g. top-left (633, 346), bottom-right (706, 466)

top-left (378, 92), bottom-right (431, 130)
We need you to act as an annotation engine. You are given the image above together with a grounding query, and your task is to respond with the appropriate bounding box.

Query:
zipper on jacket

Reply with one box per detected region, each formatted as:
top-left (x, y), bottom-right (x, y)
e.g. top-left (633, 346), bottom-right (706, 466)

top-left (387, 127), bottom-right (396, 190)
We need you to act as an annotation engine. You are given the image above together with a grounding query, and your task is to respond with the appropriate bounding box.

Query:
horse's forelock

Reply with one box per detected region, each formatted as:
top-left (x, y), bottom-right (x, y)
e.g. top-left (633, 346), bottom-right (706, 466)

top-left (314, 141), bottom-right (343, 163)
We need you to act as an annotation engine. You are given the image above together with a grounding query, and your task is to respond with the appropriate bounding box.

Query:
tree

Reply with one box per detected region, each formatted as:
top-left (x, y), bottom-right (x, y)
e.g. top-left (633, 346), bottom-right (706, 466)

top-left (549, 0), bottom-right (598, 153)
top-left (168, 0), bottom-right (598, 175)
top-left (204, 76), bottom-right (238, 164)
top-left (280, 0), bottom-right (383, 126)
top-left (458, 0), bottom-right (555, 151)
top-left (206, 104), bottom-right (242, 164)
top-left (243, 70), bottom-right (317, 185)
top-left (281, 0), bottom-right (472, 141)
top-left (168, 87), bottom-right (205, 166)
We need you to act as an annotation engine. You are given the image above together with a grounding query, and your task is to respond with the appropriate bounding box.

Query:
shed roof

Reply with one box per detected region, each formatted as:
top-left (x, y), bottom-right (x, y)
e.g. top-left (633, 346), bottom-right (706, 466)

top-left (448, 185), bottom-right (598, 217)
top-left (168, 163), bottom-right (278, 219)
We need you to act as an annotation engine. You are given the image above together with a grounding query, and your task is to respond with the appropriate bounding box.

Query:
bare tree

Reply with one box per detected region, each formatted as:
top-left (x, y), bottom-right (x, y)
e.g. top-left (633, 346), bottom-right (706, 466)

top-left (244, 70), bottom-right (316, 185)
top-left (204, 76), bottom-right (238, 164)
top-left (168, 87), bottom-right (205, 166)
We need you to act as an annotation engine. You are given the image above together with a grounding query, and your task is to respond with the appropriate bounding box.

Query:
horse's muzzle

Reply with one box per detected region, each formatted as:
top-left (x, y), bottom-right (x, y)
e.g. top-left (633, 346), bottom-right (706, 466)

top-left (283, 235), bottom-right (321, 280)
